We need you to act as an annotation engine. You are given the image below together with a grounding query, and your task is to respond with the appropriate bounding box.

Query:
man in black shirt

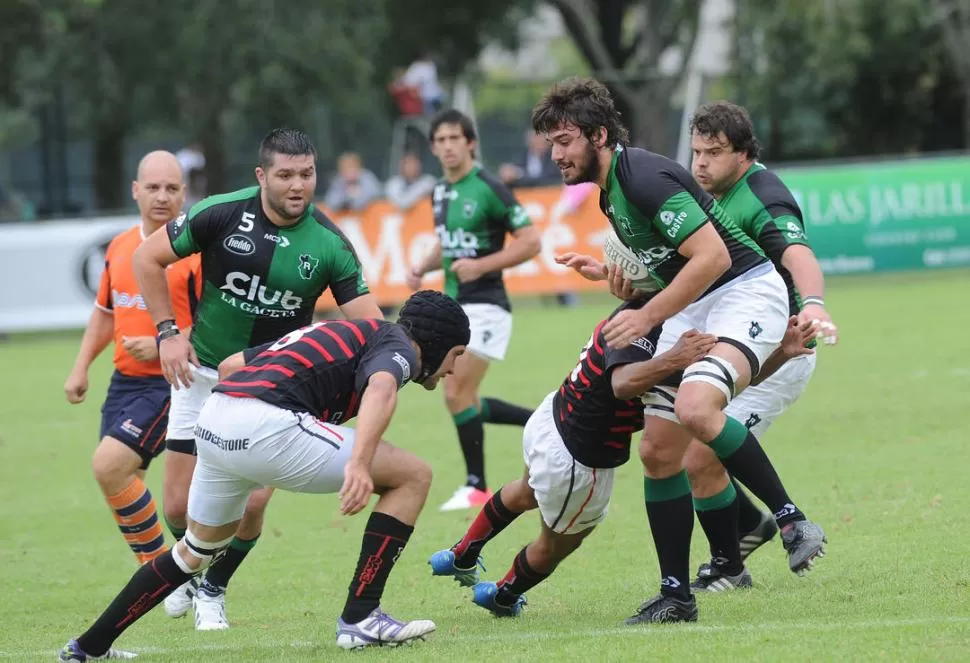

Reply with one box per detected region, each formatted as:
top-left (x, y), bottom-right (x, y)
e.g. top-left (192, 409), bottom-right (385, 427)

top-left (59, 290), bottom-right (470, 659)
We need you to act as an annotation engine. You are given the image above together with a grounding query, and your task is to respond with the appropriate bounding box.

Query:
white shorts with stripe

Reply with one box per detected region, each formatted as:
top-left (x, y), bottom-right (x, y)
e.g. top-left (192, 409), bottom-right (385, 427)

top-left (523, 392), bottom-right (615, 534)
top-left (187, 392), bottom-right (355, 526)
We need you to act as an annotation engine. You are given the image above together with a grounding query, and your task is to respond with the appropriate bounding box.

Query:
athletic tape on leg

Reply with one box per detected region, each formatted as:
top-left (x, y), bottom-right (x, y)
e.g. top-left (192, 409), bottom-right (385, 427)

top-left (641, 385), bottom-right (680, 423)
top-left (173, 530), bottom-right (236, 573)
top-left (682, 356), bottom-right (740, 402)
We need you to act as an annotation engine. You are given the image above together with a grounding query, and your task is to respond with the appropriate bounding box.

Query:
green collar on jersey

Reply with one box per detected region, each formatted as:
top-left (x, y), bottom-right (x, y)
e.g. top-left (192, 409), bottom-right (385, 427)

top-left (444, 163), bottom-right (481, 186)
top-left (719, 161), bottom-right (766, 203)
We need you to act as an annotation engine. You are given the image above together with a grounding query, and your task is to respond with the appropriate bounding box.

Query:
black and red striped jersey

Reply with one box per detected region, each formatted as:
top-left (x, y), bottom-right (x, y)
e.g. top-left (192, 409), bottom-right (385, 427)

top-left (212, 319), bottom-right (418, 424)
top-left (553, 299), bottom-right (662, 468)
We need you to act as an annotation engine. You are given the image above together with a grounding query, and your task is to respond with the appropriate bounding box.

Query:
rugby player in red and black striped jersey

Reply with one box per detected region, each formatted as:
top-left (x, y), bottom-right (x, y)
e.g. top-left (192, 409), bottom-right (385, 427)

top-left (429, 296), bottom-right (714, 615)
top-left (59, 291), bottom-right (471, 659)
top-left (429, 295), bottom-right (818, 618)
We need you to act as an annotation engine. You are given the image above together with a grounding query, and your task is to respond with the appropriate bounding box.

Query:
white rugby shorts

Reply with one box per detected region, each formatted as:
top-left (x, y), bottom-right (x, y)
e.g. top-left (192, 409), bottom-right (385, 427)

top-left (167, 364), bottom-right (220, 439)
top-left (725, 352), bottom-right (816, 439)
top-left (463, 303), bottom-right (512, 362)
top-left (187, 392), bottom-right (355, 526)
top-left (523, 392), bottom-right (615, 534)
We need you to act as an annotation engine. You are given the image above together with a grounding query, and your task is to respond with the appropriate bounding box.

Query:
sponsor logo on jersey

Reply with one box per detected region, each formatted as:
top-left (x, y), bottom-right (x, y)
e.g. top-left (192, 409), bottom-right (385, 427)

top-left (392, 352), bottom-right (411, 382)
top-left (785, 220), bottom-right (806, 241)
top-left (120, 419), bottom-right (143, 437)
top-left (509, 205), bottom-right (529, 228)
top-left (224, 234), bottom-right (255, 256)
top-left (630, 336), bottom-right (655, 354)
top-left (298, 253), bottom-right (319, 280)
top-left (173, 212), bottom-right (186, 229)
top-left (111, 289), bottom-right (147, 310)
top-left (436, 226), bottom-right (480, 259)
top-left (220, 272), bottom-right (302, 313)
top-left (659, 209), bottom-right (688, 238)
top-left (264, 233), bottom-right (290, 248)
top-left (194, 424), bottom-right (250, 451)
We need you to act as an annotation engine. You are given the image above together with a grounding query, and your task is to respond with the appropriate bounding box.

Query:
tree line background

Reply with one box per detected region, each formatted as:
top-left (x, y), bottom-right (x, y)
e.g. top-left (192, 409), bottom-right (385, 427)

top-left (0, 0), bottom-right (968, 216)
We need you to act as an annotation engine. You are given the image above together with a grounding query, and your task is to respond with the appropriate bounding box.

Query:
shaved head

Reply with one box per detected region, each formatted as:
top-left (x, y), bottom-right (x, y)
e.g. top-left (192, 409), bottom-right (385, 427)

top-left (137, 150), bottom-right (182, 183)
top-left (133, 150), bottom-right (185, 228)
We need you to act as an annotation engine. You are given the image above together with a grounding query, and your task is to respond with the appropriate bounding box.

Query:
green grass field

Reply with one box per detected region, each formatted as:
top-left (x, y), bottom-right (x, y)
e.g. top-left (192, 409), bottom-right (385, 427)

top-left (1, 270), bottom-right (969, 662)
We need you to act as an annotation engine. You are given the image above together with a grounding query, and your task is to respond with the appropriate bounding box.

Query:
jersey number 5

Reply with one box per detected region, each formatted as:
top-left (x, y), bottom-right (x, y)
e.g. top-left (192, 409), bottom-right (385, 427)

top-left (268, 321), bottom-right (327, 351)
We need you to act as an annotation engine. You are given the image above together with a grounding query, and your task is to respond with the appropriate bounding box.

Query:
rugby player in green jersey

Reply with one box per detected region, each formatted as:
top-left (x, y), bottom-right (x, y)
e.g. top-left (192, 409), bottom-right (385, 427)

top-left (132, 128), bottom-right (382, 630)
top-left (407, 110), bottom-right (542, 512)
top-left (682, 102), bottom-right (834, 592)
top-left (535, 77), bottom-right (817, 624)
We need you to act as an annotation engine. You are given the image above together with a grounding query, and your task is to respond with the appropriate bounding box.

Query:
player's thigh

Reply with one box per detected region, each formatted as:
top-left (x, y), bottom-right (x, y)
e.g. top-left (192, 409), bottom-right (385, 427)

top-left (701, 266), bottom-right (790, 382)
top-left (524, 394), bottom-right (614, 535)
top-left (725, 353), bottom-right (816, 440)
top-left (463, 303), bottom-right (513, 362)
top-left (166, 365), bottom-right (220, 448)
top-left (187, 449), bottom-right (259, 529)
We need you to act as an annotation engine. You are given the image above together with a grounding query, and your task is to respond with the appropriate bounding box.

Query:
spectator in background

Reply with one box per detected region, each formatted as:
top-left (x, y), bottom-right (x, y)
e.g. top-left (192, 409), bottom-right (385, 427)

top-left (175, 142), bottom-right (205, 178)
top-left (388, 68), bottom-right (424, 118)
top-left (183, 167), bottom-right (207, 211)
top-left (403, 52), bottom-right (444, 116)
top-left (385, 153), bottom-right (436, 211)
top-left (499, 131), bottom-right (563, 188)
top-left (323, 152), bottom-right (383, 212)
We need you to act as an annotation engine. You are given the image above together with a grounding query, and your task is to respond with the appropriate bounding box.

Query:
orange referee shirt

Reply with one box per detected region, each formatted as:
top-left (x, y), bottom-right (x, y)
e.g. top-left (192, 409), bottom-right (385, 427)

top-left (95, 224), bottom-right (202, 378)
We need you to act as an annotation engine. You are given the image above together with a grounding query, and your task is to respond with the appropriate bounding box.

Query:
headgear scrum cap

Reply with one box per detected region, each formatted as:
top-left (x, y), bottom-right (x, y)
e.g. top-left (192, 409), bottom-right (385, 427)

top-left (397, 290), bottom-right (471, 383)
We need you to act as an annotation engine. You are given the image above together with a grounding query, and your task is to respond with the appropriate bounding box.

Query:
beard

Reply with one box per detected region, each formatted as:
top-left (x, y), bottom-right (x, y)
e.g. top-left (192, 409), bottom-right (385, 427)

top-left (562, 141), bottom-right (601, 185)
top-left (268, 192), bottom-right (308, 222)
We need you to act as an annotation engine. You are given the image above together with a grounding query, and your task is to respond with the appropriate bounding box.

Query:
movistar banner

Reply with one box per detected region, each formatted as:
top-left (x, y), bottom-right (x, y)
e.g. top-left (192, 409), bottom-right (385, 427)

top-left (776, 154), bottom-right (970, 273)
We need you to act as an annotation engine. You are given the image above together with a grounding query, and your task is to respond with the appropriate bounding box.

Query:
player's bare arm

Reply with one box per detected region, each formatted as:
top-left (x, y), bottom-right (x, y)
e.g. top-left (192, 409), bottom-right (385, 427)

top-left (218, 351), bottom-right (246, 380)
top-left (611, 330), bottom-right (717, 399)
top-left (450, 224), bottom-right (541, 284)
top-left (408, 242), bottom-right (443, 290)
top-left (132, 229), bottom-right (199, 390)
top-left (781, 244), bottom-right (838, 345)
top-left (603, 224), bottom-right (730, 348)
top-left (64, 308), bottom-right (115, 404)
top-left (338, 294), bottom-right (384, 321)
top-left (339, 371), bottom-right (399, 516)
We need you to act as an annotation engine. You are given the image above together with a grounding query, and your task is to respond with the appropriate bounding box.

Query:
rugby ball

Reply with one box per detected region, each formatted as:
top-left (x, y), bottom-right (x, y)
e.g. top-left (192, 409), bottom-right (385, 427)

top-left (602, 228), bottom-right (659, 292)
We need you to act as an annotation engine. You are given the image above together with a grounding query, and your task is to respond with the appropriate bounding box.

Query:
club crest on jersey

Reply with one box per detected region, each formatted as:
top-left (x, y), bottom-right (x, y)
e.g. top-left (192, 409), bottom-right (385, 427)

top-left (462, 199), bottom-right (478, 218)
top-left (748, 321), bottom-right (763, 339)
top-left (298, 253), bottom-right (319, 280)
top-left (744, 413), bottom-right (762, 429)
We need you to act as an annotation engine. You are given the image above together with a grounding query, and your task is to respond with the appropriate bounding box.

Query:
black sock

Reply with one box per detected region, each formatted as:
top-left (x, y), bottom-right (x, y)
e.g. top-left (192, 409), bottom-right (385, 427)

top-left (709, 417), bottom-right (806, 528)
top-left (76, 551), bottom-right (193, 656)
top-left (694, 483), bottom-right (742, 575)
top-left (495, 547), bottom-right (551, 605)
top-left (733, 478), bottom-right (766, 534)
top-left (341, 512), bottom-right (414, 624)
top-left (452, 488), bottom-right (521, 568)
top-left (643, 472), bottom-right (694, 600)
top-left (453, 407), bottom-right (486, 490)
top-left (480, 398), bottom-right (533, 427)
top-left (200, 535), bottom-right (259, 594)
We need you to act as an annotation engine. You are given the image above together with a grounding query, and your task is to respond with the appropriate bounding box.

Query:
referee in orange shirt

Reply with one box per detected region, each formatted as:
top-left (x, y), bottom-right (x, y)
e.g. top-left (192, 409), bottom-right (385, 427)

top-left (64, 151), bottom-right (201, 565)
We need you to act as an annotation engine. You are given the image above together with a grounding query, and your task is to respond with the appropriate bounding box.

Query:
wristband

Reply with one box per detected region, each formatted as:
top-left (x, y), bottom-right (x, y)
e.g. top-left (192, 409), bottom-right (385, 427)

top-left (802, 296), bottom-right (825, 307)
top-left (156, 319), bottom-right (178, 334)
top-left (156, 327), bottom-right (180, 347)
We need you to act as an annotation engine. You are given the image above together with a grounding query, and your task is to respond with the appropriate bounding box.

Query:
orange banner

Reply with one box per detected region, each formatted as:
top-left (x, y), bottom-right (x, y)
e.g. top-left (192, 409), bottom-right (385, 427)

top-left (314, 185), bottom-right (612, 309)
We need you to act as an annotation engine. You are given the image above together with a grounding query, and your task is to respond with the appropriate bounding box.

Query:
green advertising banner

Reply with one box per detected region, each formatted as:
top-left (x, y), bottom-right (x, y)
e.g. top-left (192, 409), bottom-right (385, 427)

top-left (774, 155), bottom-right (970, 273)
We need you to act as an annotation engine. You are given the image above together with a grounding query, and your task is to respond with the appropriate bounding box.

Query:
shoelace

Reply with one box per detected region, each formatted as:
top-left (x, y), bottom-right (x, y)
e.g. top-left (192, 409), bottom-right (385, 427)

top-left (368, 610), bottom-right (403, 644)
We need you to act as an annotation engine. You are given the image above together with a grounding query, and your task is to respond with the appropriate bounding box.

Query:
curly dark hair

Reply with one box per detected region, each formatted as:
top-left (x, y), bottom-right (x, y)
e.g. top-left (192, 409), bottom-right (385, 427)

top-left (689, 102), bottom-right (761, 160)
top-left (531, 77), bottom-right (630, 147)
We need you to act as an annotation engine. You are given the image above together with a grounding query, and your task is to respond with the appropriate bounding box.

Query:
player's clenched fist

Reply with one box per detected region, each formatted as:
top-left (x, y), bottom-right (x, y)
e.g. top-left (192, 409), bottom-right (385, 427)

top-left (664, 330), bottom-right (718, 369)
top-left (159, 333), bottom-right (199, 390)
top-left (339, 460), bottom-right (374, 516)
top-left (64, 369), bottom-right (89, 404)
